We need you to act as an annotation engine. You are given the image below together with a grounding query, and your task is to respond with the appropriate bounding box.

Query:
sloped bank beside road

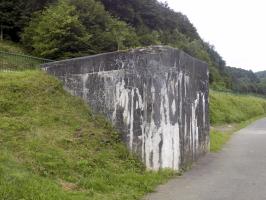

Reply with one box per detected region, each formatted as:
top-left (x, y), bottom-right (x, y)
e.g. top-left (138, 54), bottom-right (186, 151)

top-left (209, 91), bottom-right (266, 152)
top-left (0, 70), bottom-right (174, 200)
top-left (1, 71), bottom-right (266, 200)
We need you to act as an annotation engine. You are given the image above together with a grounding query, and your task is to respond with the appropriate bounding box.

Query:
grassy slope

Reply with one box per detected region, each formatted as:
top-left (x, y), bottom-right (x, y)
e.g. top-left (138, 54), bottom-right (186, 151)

top-left (0, 70), bottom-right (174, 200)
top-left (210, 130), bottom-right (231, 152)
top-left (0, 40), bottom-right (26, 53)
top-left (209, 91), bottom-right (266, 152)
top-left (210, 91), bottom-right (266, 125)
top-left (0, 40), bottom-right (46, 71)
top-left (2, 40), bottom-right (266, 197)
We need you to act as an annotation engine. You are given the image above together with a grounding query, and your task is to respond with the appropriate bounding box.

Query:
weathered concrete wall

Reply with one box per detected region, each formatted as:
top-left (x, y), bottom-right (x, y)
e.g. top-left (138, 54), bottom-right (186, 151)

top-left (43, 46), bottom-right (209, 171)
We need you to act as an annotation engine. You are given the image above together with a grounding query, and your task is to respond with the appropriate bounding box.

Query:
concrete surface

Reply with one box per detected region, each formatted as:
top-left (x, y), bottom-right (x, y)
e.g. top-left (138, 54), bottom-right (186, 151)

top-left (145, 118), bottom-right (266, 200)
top-left (43, 46), bottom-right (209, 170)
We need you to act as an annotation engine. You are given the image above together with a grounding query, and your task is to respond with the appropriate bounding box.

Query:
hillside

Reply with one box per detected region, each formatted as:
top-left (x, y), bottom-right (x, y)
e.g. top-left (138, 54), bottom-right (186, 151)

top-left (210, 91), bottom-right (266, 125)
top-left (0, 40), bottom-right (26, 54)
top-left (3, 0), bottom-right (266, 94)
top-left (1, 40), bottom-right (266, 198)
top-left (1, 71), bottom-right (266, 199)
top-left (256, 71), bottom-right (266, 94)
top-left (1, 0), bottom-right (230, 90)
top-left (225, 66), bottom-right (260, 93)
top-left (224, 67), bottom-right (266, 94)
top-left (209, 91), bottom-right (266, 152)
top-left (0, 70), bottom-right (174, 200)
top-left (256, 71), bottom-right (266, 81)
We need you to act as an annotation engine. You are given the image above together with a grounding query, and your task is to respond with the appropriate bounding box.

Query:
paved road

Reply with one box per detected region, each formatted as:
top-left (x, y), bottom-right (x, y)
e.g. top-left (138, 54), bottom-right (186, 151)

top-left (145, 118), bottom-right (266, 200)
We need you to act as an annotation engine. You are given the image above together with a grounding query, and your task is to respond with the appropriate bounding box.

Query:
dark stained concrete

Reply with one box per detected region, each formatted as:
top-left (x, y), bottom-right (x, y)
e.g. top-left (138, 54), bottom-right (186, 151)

top-left (43, 46), bottom-right (209, 170)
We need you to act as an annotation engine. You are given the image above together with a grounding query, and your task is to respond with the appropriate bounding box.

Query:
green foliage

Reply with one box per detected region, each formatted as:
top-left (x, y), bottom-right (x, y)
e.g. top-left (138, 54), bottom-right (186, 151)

top-left (138, 30), bottom-right (161, 46)
top-left (256, 70), bottom-right (266, 79)
top-left (224, 66), bottom-right (266, 94)
top-left (1, 0), bottom-right (240, 90)
top-left (257, 81), bottom-right (266, 94)
top-left (0, 51), bottom-right (50, 71)
top-left (109, 19), bottom-right (139, 51)
top-left (21, 0), bottom-right (139, 58)
top-left (0, 70), bottom-right (175, 199)
top-left (0, 0), bottom-right (56, 41)
top-left (69, 0), bottom-right (139, 53)
top-left (210, 91), bottom-right (266, 124)
top-left (22, 0), bottom-right (91, 59)
top-left (0, 40), bottom-right (25, 53)
top-left (0, 40), bottom-right (52, 71)
top-left (99, 0), bottom-right (230, 89)
top-left (210, 91), bottom-right (266, 152)
top-left (210, 113), bottom-right (266, 153)
top-left (100, 0), bottom-right (199, 41)
top-left (256, 71), bottom-right (266, 94)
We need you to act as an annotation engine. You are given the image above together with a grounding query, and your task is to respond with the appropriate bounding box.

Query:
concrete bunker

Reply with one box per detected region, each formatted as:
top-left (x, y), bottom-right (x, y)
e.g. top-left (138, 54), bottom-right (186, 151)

top-left (43, 46), bottom-right (210, 171)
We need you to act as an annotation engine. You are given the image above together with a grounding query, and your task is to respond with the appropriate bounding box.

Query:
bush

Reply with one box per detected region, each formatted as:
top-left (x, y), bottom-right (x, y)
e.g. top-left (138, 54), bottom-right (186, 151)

top-left (22, 0), bottom-right (91, 59)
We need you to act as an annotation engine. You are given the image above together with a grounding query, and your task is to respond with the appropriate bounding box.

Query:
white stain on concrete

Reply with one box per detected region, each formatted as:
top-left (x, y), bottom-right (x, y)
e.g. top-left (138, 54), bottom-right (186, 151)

top-left (45, 47), bottom-right (209, 172)
top-left (74, 68), bottom-right (206, 171)
top-left (82, 73), bottom-right (89, 99)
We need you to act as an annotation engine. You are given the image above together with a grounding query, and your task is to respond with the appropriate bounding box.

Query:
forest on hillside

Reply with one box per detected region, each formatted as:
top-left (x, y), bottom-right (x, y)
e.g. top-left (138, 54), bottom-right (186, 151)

top-left (225, 67), bottom-right (266, 94)
top-left (0, 0), bottom-right (265, 94)
top-left (256, 71), bottom-right (266, 81)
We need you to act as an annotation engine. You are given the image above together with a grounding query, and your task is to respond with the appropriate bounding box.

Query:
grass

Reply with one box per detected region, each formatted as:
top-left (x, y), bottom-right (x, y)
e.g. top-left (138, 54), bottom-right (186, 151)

top-left (0, 40), bottom-right (51, 71)
top-left (210, 130), bottom-right (231, 152)
top-left (210, 91), bottom-right (266, 152)
top-left (209, 115), bottom-right (265, 152)
top-left (210, 91), bottom-right (266, 125)
top-left (0, 70), bottom-right (175, 200)
top-left (0, 40), bottom-right (26, 53)
top-left (2, 40), bottom-right (266, 198)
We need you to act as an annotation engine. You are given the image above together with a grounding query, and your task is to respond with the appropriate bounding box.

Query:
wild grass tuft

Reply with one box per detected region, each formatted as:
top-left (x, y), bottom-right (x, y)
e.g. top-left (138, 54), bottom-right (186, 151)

top-left (210, 131), bottom-right (231, 152)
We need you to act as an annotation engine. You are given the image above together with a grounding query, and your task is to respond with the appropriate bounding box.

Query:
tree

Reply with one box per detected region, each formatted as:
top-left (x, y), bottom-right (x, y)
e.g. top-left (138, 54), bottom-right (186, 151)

top-left (22, 0), bottom-right (91, 59)
top-left (0, 0), bottom-right (22, 40)
top-left (70, 0), bottom-right (139, 52)
top-left (109, 19), bottom-right (139, 50)
top-left (0, 0), bottom-right (56, 41)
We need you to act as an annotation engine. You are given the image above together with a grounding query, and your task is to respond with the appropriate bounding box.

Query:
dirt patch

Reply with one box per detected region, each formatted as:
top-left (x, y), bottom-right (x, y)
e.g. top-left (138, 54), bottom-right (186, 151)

top-left (59, 179), bottom-right (78, 191)
top-left (211, 124), bottom-right (236, 133)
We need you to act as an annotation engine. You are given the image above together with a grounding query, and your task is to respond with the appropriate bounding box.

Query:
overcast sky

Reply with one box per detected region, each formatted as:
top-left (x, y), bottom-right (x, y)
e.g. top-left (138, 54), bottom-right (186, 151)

top-left (163, 0), bottom-right (266, 72)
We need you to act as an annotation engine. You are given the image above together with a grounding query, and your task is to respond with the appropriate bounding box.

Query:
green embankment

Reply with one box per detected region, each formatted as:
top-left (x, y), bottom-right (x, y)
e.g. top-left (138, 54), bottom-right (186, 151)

top-left (210, 91), bottom-right (266, 125)
top-left (0, 40), bottom-right (48, 71)
top-left (0, 40), bottom-right (26, 53)
top-left (210, 130), bottom-right (231, 152)
top-left (1, 40), bottom-right (266, 198)
top-left (209, 91), bottom-right (266, 152)
top-left (0, 70), bottom-right (174, 200)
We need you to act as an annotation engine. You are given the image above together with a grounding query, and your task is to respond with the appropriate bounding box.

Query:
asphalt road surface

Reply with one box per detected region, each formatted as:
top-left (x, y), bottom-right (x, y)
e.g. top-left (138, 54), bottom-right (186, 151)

top-left (145, 118), bottom-right (266, 200)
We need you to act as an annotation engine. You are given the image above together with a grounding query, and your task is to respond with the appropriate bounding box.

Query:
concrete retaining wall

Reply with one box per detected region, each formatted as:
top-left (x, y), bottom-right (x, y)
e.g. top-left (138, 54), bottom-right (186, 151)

top-left (43, 46), bottom-right (210, 171)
